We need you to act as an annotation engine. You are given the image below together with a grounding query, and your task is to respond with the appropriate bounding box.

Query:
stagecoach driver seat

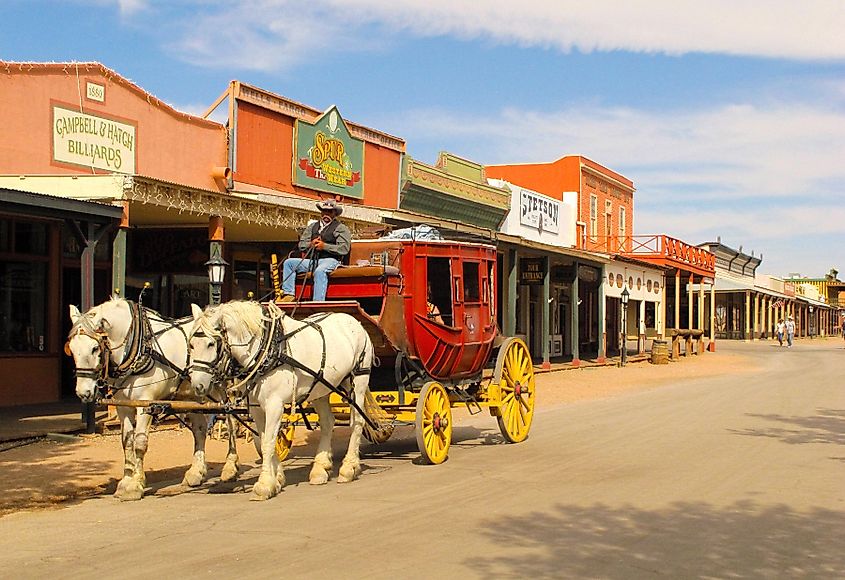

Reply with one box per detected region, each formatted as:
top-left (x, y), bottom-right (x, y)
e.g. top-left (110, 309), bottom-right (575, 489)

top-left (280, 199), bottom-right (352, 302)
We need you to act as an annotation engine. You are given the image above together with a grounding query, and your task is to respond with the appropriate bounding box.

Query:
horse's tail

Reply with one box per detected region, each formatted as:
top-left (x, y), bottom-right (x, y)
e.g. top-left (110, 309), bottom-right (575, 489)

top-left (362, 389), bottom-right (394, 441)
top-left (360, 334), bottom-right (393, 441)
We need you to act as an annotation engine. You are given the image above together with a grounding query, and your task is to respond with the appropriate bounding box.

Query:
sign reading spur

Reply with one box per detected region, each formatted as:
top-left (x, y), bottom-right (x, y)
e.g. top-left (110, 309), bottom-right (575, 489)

top-left (295, 106), bottom-right (364, 199)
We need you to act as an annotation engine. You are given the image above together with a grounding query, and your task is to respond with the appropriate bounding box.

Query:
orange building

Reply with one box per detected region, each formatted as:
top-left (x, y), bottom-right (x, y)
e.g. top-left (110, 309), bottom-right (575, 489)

top-left (486, 155), bottom-right (635, 250)
top-left (0, 63), bottom-right (406, 407)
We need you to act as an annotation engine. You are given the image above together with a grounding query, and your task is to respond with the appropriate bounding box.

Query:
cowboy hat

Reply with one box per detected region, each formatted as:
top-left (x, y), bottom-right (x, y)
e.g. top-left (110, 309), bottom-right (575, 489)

top-left (316, 199), bottom-right (343, 215)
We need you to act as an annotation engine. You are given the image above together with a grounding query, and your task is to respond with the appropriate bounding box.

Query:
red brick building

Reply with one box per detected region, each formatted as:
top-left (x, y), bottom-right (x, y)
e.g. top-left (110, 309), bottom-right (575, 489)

top-left (486, 155), bottom-right (635, 250)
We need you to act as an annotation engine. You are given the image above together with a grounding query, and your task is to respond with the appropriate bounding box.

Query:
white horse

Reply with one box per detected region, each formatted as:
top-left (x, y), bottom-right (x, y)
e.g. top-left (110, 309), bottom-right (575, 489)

top-left (188, 300), bottom-right (388, 501)
top-left (67, 297), bottom-right (241, 501)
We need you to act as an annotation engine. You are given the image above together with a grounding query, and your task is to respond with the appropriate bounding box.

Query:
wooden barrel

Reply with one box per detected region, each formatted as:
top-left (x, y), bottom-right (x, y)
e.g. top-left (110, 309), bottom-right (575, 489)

top-left (650, 339), bottom-right (669, 364)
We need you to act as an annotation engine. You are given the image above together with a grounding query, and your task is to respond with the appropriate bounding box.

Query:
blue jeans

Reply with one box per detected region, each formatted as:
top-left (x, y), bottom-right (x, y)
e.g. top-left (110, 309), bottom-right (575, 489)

top-left (282, 256), bottom-right (339, 301)
top-left (787, 332), bottom-right (794, 347)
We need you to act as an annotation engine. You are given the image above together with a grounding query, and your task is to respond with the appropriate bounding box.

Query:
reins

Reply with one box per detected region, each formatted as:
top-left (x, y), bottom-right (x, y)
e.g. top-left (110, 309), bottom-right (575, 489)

top-left (194, 302), bottom-right (378, 430)
top-left (68, 301), bottom-right (191, 397)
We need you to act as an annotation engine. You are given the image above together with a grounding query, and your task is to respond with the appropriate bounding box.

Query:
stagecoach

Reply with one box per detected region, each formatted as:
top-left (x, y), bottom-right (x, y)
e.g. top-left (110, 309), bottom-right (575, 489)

top-left (66, 238), bottom-right (536, 502)
top-left (272, 237), bottom-right (536, 464)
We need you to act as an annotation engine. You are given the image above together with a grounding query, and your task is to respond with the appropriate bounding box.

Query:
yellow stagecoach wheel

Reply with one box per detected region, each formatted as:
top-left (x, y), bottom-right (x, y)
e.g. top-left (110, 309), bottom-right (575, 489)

top-left (494, 338), bottom-right (536, 443)
top-left (415, 381), bottom-right (452, 465)
top-left (275, 414), bottom-right (298, 461)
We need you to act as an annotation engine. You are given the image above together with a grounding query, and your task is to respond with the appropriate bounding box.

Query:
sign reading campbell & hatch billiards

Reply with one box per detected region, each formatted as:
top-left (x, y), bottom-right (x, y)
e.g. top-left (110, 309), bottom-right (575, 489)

top-left (294, 106), bottom-right (363, 199)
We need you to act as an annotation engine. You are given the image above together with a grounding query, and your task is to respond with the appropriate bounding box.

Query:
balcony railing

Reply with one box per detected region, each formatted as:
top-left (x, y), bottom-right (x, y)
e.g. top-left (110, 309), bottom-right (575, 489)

top-left (584, 234), bottom-right (716, 274)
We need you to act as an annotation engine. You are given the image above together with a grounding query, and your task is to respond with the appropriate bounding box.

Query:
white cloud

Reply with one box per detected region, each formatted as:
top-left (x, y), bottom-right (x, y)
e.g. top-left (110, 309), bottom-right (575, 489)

top-left (80, 0), bottom-right (147, 15)
top-left (375, 98), bottom-right (845, 275)
top-left (338, 0), bottom-right (845, 60)
top-left (164, 0), bottom-right (845, 71)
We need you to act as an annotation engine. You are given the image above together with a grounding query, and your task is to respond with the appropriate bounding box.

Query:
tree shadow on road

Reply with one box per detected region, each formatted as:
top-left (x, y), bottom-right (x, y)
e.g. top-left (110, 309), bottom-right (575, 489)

top-left (0, 439), bottom-right (115, 517)
top-left (464, 501), bottom-right (845, 578)
top-left (729, 408), bottom-right (845, 448)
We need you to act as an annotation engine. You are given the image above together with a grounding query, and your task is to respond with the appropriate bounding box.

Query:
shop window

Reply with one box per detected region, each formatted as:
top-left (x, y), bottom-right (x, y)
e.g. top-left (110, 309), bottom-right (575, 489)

top-left (0, 261), bottom-right (47, 353)
top-left (0, 219), bottom-right (10, 253)
top-left (0, 218), bottom-right (50, 354)
top-left (15, 221), bottom-right (48, 255)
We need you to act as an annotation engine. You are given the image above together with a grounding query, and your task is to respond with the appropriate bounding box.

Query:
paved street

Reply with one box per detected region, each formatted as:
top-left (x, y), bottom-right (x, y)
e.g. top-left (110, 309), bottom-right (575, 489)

top-left (2, 340), bottom-right (843, 578)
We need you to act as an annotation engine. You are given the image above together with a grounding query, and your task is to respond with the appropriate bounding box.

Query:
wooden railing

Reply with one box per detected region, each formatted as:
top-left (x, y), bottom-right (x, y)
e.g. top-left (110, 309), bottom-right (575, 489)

top-left (583, 234), bottom-right (716, 274)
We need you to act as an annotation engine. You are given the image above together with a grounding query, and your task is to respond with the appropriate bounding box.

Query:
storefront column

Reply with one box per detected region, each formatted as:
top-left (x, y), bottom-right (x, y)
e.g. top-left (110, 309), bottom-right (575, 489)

top-left (597, 267), bottom-right (607, 363)
top-left (66, 218), bottom-right (113, 433)
top-left (638, 299), bottom-right (646, 354)
top-left (541, 256), bottom-right (550, 370)
top-left (505, 248), bottom-right (517, 337)
top-left (571, 261), bottom-right (580, 367)
top-left (797, 306), bottom-right (803, 338)
top-left (708, 281), bottom-right (716, 351)
top-left (112, 229), bottom-right (127, 298)
top-left (687, 273), bottom-right (694, 330)
top-left (752, 293), bottom-right (760, 340)
top-left (111, 201), bottom-right (129, 297)
top-left (762, 296), bottom-right (768, 339)
top-left (698, 280), bottom-right (704, 331)
top-left (674, 270), bottom-right (681, 331)
top-left (659, 277), bottom-right (666, 339)
top-left (744, 290), bottom-right (751, 341)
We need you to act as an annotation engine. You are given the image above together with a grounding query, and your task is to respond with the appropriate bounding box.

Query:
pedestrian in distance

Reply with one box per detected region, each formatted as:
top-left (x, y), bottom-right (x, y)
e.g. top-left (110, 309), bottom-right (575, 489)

top-left (279, 199), bottom-right (351, 302)
top-left (776, 318), bottom-right (785, 346)
top-left (786, 316), bottom-right (796, 348)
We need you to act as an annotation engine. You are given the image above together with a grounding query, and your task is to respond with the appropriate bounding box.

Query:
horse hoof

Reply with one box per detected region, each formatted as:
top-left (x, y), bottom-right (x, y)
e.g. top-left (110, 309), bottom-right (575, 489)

top-left (309, 468), bottom-right (329, 485)
top-left (251, 482), bottom-right (278, 500)
top-left (119, 483), bottom-right (144, 501)
top-left (337, 463), bottom-right (360, 483)
top-left (220, 462), bottom-right (239, 483)
top-left (182, 467), bottom-right (206, 488)
top-left (115, 476), bottom-right (132, 497)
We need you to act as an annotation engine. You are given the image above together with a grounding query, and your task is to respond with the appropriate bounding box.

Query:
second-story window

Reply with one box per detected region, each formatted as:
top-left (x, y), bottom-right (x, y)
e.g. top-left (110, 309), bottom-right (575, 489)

top-left (589, 194), bottom-right (598, 238)
top-left (619, 206), bottom-right (627, 240)
top-left (605, 200), bottom-right (613, 237)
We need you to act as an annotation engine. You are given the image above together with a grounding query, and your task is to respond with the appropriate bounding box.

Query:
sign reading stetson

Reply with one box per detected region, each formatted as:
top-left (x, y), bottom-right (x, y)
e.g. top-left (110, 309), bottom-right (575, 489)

top-left (52, 105), bottom-right (136, 173)
top-left (520, 189), bottom-right (559, 234)
top-left (295, 106), bottom-right (363, 199)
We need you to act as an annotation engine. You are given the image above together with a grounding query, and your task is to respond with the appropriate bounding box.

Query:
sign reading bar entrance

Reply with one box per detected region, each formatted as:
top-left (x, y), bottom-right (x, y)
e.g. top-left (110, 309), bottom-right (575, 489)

top-left (519, 257), bottom-right (545, 285)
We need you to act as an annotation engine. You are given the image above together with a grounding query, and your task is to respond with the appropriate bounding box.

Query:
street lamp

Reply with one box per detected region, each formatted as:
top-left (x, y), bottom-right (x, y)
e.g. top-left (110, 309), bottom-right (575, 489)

top-left (621, 287), bottom-right (630, 366)
top-left (205, 251), bottom-right (229, 306)
top-left (809, 305), bottom-right (814, 339)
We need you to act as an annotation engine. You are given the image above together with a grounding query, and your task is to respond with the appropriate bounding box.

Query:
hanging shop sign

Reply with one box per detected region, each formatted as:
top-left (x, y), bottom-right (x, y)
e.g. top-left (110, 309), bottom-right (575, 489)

top-left (519, 257), bottom-right (546, 285)
top-left (294, 106), bottom-right (364, 199)
top-left (52, 105), bottom-right (136, 173)
top-left (520, 189), bottom-right (560, 234)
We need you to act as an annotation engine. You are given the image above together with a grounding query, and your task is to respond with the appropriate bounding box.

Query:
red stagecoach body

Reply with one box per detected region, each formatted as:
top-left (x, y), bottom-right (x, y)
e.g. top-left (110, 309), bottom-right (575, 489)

top-left (278, 238), bottom-right (498, 382)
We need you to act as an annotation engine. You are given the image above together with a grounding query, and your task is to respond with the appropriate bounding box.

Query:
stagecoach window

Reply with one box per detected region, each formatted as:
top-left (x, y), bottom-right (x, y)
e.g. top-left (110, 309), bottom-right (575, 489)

top-left (427, 257), bottom-right (453, 324)
top-left (463, 262), bottom-right (480, 302)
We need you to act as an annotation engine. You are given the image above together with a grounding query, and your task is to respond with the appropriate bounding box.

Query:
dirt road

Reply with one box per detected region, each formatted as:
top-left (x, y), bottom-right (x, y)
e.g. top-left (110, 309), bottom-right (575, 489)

top-left (1, 340), bottom-right (843, 577)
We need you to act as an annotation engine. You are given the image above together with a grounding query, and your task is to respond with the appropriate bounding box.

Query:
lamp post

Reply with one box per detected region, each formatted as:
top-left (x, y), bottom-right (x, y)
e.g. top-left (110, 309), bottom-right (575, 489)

top-left (809, 305), bottom-right (814, 339)
top-left (621, 287), bottom-right (630, 366)
top-left (205, 248), bottom-right (229, 306)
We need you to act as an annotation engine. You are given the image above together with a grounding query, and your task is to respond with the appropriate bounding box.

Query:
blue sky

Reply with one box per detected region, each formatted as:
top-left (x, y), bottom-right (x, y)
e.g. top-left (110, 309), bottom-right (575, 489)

top-left (3, 0), bottom-right (844, 277)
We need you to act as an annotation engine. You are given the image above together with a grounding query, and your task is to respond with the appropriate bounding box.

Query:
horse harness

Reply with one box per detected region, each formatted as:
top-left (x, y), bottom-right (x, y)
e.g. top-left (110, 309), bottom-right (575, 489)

top-left (194, 304), bottom-right (377, 430)
top-left (69, 301), bottom-right (189, 394)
